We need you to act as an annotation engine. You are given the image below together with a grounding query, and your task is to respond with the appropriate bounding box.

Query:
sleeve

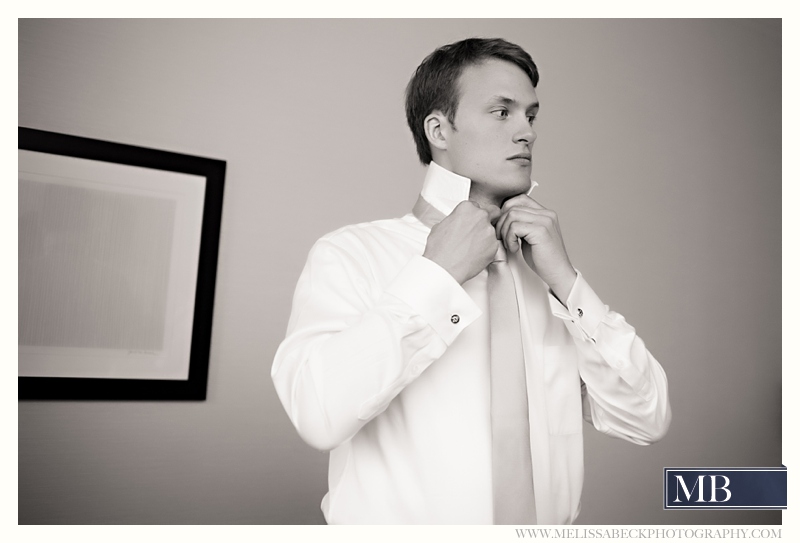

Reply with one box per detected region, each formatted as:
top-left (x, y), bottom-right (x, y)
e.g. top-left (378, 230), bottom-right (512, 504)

top-left (271, 238), bottom-right (482, 451)
top-left (547, 270), bottom-right (672, 445)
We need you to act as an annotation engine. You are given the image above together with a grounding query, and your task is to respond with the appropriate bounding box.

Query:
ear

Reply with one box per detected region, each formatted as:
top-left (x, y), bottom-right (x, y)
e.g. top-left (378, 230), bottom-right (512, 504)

top-left (423, 110), bottom-right (450, 153)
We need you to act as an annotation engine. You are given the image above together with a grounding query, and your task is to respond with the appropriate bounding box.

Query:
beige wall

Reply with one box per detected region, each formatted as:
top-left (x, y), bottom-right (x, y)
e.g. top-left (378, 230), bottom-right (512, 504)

top-left (18, 19), bottom-right (781, 524)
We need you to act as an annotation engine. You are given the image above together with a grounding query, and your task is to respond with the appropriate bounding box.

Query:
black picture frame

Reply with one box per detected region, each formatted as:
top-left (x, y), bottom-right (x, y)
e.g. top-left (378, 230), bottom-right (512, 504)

top-left (18, 127), bottom-right (226, 400)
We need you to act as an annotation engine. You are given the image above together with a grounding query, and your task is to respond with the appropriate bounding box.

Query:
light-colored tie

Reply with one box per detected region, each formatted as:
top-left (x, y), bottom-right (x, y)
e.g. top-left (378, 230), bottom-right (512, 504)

top-left (412, 195), bottom-right (537, 525)
top-left (488, 243), bottom-right (537, 525)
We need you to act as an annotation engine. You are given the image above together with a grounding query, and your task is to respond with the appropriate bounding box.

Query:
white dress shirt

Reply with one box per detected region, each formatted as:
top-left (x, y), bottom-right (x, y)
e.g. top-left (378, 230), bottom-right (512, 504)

top-left (271, 161), bottom-right (671, 524)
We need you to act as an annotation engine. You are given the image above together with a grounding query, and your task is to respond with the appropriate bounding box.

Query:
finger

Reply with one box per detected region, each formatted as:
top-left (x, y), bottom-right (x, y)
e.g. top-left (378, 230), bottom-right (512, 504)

top-left (501, 193), bottom-right (546, 213)
top-left (500, 212), bottom-right (552, 251)
top-left (495, 205), bottom-right (541, 238)
top-left (444, 200), bottom-right (474, 221)
top-left (499, 213), bottom-right (528, 252)
top-left (504, 221), bottom-right (541, 253)
top-left (482, 204), bottom-right (502, 225)
top-left (454, 199), bottom-right (482, 214)
top-left (495, 207), bottom-right (521, 243)
top-left (501, 220), bottom-right (527, 253)
top-left (473, 199), bottom-right (498, 211)
top-left (499, 206), bottom-right (557, 235)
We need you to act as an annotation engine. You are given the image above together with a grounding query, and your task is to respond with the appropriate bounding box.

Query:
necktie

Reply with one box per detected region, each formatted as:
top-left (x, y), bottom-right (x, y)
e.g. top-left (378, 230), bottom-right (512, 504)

top-left (412, 195), bottom-right (537, 525)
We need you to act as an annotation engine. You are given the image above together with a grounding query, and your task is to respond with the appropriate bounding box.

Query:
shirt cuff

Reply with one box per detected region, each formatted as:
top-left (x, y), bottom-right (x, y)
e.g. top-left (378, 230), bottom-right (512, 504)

top-left (548, 270), bottom-right (609, 341)
top-left (385, 255), bottom-right (482, 345)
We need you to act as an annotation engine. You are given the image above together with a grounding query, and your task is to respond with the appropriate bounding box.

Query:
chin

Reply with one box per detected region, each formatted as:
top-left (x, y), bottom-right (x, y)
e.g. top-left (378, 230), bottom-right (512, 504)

top-left (469, 170), bottom-right (532, 201)
top-left (503, 176), bottom-right (533, 196)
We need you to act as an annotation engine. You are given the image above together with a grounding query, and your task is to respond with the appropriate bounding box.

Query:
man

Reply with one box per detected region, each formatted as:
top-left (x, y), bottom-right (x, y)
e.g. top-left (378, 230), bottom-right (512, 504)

top-left (272, 37), bottom-right (671, 524)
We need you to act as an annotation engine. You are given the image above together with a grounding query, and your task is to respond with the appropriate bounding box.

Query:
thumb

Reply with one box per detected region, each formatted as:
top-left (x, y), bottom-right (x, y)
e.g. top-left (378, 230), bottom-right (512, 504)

top-left (481, 204), bottom-right (502, 225)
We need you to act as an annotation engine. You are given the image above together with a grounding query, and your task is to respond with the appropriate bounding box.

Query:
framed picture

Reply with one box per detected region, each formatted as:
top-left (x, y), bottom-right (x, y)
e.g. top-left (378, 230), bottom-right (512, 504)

top-left (18, 127), bottom-right (226, 400)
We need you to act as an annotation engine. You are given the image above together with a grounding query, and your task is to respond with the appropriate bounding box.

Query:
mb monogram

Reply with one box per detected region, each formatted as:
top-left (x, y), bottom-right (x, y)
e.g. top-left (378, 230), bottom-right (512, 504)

top-left (663, 467), bottom-right (786, 510)
top-left (673, 474), bottom-right (731, 503)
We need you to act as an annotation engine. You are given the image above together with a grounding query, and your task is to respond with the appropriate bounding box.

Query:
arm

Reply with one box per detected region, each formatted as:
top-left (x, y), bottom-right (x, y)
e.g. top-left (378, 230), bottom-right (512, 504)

top-left (271, 238), bottom-right (481, 451)
top-left (496, 194), bottom-right (671, 445)
top-left (548, 273), bottom-right (672, 445)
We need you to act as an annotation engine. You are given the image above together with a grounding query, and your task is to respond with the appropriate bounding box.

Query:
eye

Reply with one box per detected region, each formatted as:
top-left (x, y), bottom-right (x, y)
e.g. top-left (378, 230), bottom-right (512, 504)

top-left (491, 109), bottom-right (509, 119)
top-left (527, 115), bottom-right (537, 125)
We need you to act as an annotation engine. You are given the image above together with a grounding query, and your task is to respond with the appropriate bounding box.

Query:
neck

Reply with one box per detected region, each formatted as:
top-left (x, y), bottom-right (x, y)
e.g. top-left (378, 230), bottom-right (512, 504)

top-left (468, 184), bottom-right (506, 210)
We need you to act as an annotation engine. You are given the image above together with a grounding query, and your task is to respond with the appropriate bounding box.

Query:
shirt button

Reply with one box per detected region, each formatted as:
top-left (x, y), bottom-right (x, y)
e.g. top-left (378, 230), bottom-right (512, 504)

top-left (451, 314), bottom-right (460, 324)
top-left (577, 308), bottom-right (584, 317)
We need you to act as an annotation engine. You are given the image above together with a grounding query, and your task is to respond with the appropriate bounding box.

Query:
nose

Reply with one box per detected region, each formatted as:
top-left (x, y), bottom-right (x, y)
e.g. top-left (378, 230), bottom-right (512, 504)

top-left (513, 119), bottom-right (536, 146)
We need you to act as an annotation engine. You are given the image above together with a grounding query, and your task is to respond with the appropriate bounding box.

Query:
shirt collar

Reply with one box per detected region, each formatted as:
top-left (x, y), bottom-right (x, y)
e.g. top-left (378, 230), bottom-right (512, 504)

top-left (419, 160), bottom-right (539, 216)
top-left (419, 161), bottom-right (471, 216)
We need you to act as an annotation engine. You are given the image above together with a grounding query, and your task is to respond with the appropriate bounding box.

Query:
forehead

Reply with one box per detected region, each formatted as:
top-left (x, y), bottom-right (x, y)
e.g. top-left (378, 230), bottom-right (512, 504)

top-left (456, 58), bottom-right (538, 106)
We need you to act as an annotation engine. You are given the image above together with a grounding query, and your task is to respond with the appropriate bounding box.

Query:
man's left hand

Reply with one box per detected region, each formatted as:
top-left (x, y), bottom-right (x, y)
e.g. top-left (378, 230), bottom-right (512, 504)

top-left (495, 194), bottom-right (578, 303)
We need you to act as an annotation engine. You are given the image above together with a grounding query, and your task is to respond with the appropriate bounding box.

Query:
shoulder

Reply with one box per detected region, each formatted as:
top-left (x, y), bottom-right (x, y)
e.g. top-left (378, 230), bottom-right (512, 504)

top-left (316, 214), bottom-right (422, 252)
top-left (304, 214), bottom-right (425, 272)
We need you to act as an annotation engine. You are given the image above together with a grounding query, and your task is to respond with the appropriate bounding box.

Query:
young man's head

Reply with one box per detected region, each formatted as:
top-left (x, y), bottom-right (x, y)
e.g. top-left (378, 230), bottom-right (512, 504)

top-left (405, 38), bottom-right (540, 203)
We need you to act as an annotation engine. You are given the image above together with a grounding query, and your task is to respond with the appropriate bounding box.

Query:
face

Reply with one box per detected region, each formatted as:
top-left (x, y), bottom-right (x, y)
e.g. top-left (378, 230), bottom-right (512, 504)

top-left (440, 59), bottom-right (539, 204)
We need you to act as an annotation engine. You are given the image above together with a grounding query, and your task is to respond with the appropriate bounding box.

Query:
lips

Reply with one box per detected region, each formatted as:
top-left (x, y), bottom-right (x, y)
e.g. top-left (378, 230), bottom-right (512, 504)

top-left (508, 154), bottom-right (531, 162)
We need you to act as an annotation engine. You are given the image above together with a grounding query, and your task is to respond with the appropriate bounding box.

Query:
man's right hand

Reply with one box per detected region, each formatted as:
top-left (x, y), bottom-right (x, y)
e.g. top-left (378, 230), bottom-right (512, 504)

top-left (422, 201), bottom-right (501, 284)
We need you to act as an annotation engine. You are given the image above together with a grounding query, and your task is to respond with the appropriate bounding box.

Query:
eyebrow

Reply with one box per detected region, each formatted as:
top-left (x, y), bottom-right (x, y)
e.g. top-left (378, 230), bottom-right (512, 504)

top-left (489, 95), bottom-right (540, 114)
